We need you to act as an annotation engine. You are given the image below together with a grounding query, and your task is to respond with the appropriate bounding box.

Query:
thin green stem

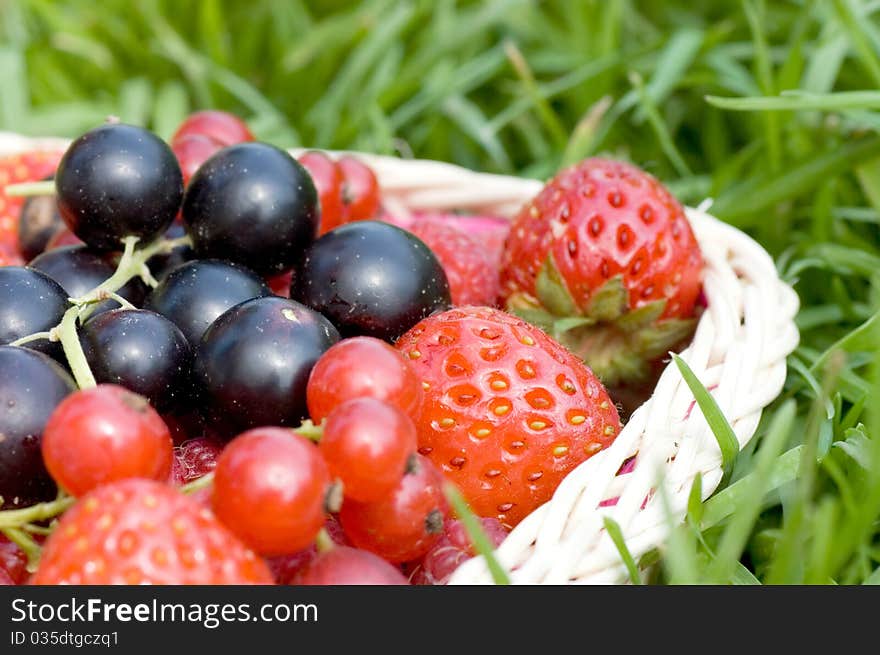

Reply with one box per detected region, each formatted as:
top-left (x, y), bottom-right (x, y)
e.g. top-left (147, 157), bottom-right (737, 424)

top-left (0, 494), bottom-right (75, 529)
top-left (2, 527), bottom-right (42, 572)
top-left (58, 306), bottom-right (96, 389)
top-left (293, 420), bottom-right (324, 443)
top-left (314, 528), bottom-right (335, 553)
top-left (180, 472), bottom-right (214, 495)
top-left (10, 331), bottom-right (54, 347)
top-left (2, 180), bottom-right (55, 197)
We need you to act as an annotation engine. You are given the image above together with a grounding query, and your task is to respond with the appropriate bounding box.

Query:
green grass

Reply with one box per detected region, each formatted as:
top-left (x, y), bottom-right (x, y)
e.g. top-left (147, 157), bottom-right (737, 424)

top-left (4, 0), bottom-right (880, 584)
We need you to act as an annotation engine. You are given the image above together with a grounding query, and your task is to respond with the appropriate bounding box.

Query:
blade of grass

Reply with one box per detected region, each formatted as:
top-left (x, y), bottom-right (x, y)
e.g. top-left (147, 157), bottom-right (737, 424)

top-left (706, 89), bottom-right (880, 111)
top-left (705, 400), bottom-right (795, 583)
top-left (672, 354), bottom-right (740, 471)
top-left (443, 483), bottom-right (510, 585)
top-left (603, 517), bottom-right (642, 585)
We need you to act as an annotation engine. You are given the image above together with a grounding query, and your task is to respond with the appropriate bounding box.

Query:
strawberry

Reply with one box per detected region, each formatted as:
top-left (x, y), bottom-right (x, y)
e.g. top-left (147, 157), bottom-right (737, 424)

top-left (0, 150), bottom-right (65, 263)
top-left (31, 478), bottom-right (273, 585)
top-left (384, 210), bottom-right (511, 270)
top-left (500, 158), bottom-right (703, 385)
top-left (398, 218), bottom-right (499, 307)
top-left (396, 306), bottom-right (621, 528)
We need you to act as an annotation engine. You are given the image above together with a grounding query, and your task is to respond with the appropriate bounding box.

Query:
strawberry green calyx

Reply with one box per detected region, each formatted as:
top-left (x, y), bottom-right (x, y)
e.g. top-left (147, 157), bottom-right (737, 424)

top-left (509, 252), bottom-right (697, 386)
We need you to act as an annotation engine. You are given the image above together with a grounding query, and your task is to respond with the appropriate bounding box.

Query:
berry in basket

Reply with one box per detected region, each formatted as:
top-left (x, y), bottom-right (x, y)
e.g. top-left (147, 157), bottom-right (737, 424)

top-left (298, 150), bottom-right (382, 234)
top-left (0, 111), bottom-right (756, 587)
top-left (0, 150), bottom-right (64, 264)
top-left (396, 306), bottom-right (621, 528)
top-left (31, 478), bottom-right (273, 585)
top-left (500, 157), bottom-right (703, 386)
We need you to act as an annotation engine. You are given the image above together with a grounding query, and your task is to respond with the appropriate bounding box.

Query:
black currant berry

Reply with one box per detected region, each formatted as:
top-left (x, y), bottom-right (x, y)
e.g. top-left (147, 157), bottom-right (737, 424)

top-left (79, 309), bottom-right (193, 413)
top-left (292, 220), bottom-right (451, 342)
top-left (182, 142), bottom-right (318, 275)
top-left (17, 179), bottom-right (64, 261)
top-left (29, 245), bottom-right (147, 317)
top-left (0, 266), bottom-right (69, 359)
top-left (144, 259), bottom-right (272, 346)
top-left (193, 296), bottom-right (339, 439)
top-left (0, 346), bottom-right (76, 509)
top-left (55, 123), bottom-right (183, 250)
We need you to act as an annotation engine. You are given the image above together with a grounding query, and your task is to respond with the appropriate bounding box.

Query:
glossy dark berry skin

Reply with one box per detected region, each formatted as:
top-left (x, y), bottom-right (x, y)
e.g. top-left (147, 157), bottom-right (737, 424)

top-left (293, 221), bottom-right (451, 342)
top-left (144, 259), bottom-right (272, 346)
top-left (182, 142), bottom-right (319, 276)
top-left (193, 296), bottom-right (340, 439)
top-left (0, 346), bottom-right (76, 509)
top-left (0, 266), bottom-right (69, 359)
top-left (17, 182), bottom-right (64, 261)
top-left (79, 309), bottom-right (193, 413)
top-left (29, 245), bottom-right (147, 317)
top-left (55, 123), bottom-right (183, 250)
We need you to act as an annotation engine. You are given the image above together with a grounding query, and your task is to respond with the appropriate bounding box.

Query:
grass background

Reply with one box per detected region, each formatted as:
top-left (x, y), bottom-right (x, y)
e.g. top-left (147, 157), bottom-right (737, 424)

top-left (3, 0), bottom-right (880, 584)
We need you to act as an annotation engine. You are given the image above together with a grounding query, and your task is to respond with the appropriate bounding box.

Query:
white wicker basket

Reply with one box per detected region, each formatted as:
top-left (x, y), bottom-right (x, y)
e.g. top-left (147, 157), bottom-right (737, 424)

top-left (1, 133), bottom-right (800, 585)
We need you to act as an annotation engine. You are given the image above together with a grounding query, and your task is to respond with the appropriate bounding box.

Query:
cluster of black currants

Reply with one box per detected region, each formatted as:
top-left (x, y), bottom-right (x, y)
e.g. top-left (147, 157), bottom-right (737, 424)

top-left (0, 121), bottom-right (451, 510)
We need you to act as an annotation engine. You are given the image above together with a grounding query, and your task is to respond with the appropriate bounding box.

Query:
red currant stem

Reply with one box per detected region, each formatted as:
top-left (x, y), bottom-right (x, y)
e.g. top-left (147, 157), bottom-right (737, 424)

top-left (442, 482), bottom-right (511, 586)
top-left (292, 419), bottom-right (324, 443)
top-left (180, 471), bottom-right (214, 495)
top-left (2, 179), bottom-right (55, 197)
top-left (0, 494), bottom-right (75, 529)
top-left (58, 305), bottom-right (96, 389)
top-left (9, 331), bottom-right (54, 347)
top-left (1, 527), bottom-right (41, 572)
top-left (314, 528), bottom-right (335, 553)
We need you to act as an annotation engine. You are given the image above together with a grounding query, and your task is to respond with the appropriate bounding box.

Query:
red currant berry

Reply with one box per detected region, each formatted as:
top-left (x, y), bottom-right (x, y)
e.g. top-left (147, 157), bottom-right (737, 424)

top-left (171, 110), bottom-right (254, 147)
top-left (172, 134), bottom-right (222, 186)
top-left (294, 545), bottom-right (408, 585)
top-left (320, 398), bottom-right (417, 502)
top-left (339, 454), bottom-right (448, 563)
top-left (211, 427), bottom-right (330, 556)
top-left (265, 270), bottom-right (293, 298)
top-left (338, 156), bottom-right (381, 223)
top-left (41, 384), bottom-right (173, 497)
top-left (298, 151), bottom-right (345, 235)
top-left (307, 336), bottom-right (422, 423)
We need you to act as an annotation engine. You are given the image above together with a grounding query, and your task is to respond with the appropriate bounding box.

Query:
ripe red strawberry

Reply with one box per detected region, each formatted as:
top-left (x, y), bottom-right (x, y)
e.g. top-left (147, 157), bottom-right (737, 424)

top-left (384, 210), bottom-right (511, 270)
top-left (401, 219), bottom-right (499, 307)
top-left (396, 306), bottom-right (621, 528)
top-left (0, 150), bottom-right (65, 262)
top-left (500, 158), bottom-right (703, 385)
top-left (31, 478), bottom-right (273, 585)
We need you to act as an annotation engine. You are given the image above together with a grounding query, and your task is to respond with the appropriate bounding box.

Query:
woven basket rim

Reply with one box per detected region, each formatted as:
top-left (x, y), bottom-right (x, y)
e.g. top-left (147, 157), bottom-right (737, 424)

top-left (0, 133), bottom-right (800, 584)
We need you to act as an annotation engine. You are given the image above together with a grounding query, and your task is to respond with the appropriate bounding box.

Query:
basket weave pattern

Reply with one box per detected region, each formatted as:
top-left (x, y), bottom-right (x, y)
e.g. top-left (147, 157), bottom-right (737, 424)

top-left (2, 135), bottom-right (800, 584)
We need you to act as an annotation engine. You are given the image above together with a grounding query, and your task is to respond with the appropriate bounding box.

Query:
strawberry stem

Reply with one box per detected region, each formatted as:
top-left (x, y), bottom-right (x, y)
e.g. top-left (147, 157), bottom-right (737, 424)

top-left (443, 482), bottom-right (510, 585)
